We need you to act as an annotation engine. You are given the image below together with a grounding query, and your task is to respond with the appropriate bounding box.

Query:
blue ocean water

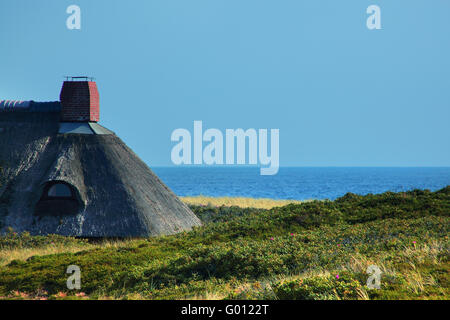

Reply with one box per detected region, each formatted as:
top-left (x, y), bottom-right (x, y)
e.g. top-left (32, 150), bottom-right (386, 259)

top-left (152, 167), bottom-right (450, 200)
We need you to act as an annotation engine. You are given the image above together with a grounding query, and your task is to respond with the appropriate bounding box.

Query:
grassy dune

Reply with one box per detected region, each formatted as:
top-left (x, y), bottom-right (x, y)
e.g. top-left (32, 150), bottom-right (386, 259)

top-left (0, 187), bottom-right (448, 300)
top-left (181, 196), bottom-right (305, 209)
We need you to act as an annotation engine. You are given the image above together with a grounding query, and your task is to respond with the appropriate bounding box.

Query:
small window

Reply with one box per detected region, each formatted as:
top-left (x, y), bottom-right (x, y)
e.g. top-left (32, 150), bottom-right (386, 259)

top-left (48, 183), bottom-right (72, 197)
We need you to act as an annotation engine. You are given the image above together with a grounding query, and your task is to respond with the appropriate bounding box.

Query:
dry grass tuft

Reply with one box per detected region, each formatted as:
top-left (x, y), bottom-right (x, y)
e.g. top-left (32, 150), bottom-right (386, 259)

top-left (0, 245), bottom-right (91, 266)
top-left (0, 239), bottom-right (136, 266)
top-left (181, 196), bottom-right (306, 209)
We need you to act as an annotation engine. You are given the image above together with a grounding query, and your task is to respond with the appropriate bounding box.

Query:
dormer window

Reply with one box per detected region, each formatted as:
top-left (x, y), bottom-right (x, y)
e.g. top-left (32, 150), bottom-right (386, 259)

top-left (35, 181), bottom-right (80, 216)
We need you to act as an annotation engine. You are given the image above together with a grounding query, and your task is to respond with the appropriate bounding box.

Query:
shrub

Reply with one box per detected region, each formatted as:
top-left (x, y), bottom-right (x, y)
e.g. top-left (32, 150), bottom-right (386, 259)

top-left (272, 274), bottom-right (363, 300)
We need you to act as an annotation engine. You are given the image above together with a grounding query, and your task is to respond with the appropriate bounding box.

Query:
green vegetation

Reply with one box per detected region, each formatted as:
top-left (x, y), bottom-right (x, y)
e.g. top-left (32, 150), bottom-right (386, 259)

top-left (0, 187), bottom-right (448, 300)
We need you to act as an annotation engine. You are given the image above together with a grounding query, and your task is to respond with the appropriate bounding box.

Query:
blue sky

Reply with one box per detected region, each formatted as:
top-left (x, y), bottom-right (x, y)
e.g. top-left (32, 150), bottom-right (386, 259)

top-left (1, 0), bottom-right (449, 167)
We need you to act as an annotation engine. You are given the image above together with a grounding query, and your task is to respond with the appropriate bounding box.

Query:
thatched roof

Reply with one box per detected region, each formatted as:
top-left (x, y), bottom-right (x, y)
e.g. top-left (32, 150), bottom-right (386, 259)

top-left (0, 109), bottom-right (201, 237)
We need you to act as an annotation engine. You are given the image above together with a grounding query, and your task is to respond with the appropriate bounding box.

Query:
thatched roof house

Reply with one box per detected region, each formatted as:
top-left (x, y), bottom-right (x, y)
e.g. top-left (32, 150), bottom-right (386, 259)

top-left (0, 78), bottom-right (201, 237)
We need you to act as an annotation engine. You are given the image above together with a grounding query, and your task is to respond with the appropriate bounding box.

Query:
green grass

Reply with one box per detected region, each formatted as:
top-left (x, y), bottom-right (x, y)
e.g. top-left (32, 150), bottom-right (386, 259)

top-left (0, 187), bottom-right (448, 300)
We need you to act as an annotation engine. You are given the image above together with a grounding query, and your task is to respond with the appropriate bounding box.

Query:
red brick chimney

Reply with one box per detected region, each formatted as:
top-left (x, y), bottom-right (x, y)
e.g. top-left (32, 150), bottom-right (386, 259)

top-left (60, 77), bottom-right (99, 122)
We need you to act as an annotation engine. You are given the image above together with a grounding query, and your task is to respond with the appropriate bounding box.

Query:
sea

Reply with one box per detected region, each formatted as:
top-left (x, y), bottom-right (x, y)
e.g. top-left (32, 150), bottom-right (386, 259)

top-left (153, 167), bottom-right (450, 200)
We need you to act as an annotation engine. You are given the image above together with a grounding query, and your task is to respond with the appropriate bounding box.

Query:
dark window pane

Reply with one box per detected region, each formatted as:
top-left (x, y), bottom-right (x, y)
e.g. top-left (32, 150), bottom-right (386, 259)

top-left (48, 184), bottom-right (72, 197)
